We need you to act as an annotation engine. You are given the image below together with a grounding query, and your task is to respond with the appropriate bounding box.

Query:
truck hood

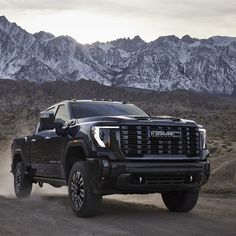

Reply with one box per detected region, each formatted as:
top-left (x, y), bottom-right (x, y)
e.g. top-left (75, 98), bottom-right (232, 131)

top-left (76, 115), bottom-right (198, 127)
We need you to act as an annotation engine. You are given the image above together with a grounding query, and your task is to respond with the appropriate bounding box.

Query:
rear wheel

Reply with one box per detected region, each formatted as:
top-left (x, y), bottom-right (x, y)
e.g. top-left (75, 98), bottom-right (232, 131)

top-left (161, 190), bottom-right (199, 212)
top-left (68, 161), bottom-right (102, 217)
top-left (14, 162), bottom-right (32, 198)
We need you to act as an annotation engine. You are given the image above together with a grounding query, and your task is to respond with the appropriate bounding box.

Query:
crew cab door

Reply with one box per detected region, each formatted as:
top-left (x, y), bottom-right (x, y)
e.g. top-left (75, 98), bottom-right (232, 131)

top-left (31, 105), bottom-right (69, 179)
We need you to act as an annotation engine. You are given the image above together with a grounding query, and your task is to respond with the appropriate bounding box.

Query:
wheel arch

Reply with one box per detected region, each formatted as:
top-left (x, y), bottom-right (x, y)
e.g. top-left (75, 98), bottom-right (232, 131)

top-left (63, 140), bottom-right (90, 182)
top-left (12, 148), bottom-right (24, 172)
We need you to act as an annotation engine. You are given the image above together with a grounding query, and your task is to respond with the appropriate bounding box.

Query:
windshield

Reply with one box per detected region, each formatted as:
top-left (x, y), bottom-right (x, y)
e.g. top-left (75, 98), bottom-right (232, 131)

top-left (71, 101), bottom-right (149, 119)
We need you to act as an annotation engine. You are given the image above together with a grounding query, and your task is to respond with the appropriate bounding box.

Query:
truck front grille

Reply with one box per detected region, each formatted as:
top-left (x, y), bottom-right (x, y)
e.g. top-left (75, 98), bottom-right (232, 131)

top-left (120, 125), bottom-right (200, 157)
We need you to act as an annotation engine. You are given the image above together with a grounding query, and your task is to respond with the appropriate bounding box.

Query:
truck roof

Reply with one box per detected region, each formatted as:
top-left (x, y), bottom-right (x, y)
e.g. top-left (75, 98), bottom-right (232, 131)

top-left (46, 99), bottom-right (128, 111)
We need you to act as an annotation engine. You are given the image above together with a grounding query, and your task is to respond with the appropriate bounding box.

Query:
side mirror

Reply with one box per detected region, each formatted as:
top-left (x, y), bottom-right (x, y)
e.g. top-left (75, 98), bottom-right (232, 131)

top-left (55, 122), bottom-right (67, 136)
top-left (39, 111), bottom-right (55, 130)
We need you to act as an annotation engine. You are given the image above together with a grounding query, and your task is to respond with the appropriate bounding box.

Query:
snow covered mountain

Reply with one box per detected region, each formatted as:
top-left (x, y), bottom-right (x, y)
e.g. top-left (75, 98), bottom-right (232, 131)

top-left (0, 15), bottom-right (236, 94)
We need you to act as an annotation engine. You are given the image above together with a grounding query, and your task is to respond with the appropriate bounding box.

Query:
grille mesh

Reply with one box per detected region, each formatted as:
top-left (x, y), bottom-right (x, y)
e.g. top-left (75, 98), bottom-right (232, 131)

top-left (121, 125), bottom-right (200, 157)
top-left (145, 175), bottom-right (186, 185)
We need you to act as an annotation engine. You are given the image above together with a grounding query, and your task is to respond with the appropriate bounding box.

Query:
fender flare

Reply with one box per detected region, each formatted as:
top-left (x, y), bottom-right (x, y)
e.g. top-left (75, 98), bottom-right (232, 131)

top-left (12, 146), bottom-right (25, 171)
top-left (62, 139), bottom-right (90, 173)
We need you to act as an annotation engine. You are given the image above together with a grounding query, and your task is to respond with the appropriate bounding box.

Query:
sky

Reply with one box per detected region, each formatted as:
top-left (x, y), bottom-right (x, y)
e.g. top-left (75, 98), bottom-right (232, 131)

top-left (0, 0), bottom-right (236, 44)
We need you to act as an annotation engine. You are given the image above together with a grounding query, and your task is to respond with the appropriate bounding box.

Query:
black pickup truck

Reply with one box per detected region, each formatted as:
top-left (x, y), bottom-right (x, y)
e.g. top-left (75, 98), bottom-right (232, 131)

top-left (11, 99), bottom-right (210, 217)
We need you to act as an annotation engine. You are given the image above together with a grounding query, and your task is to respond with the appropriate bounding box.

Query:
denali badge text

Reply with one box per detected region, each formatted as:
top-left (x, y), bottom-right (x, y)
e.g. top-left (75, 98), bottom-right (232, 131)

top-left (150, 130), bottom-right (181, 138)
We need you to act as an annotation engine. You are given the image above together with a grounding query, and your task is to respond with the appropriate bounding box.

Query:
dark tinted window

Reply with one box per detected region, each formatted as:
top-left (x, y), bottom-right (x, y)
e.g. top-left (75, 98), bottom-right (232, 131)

top-left (71, 102), bottom-right (149, 119)
top-left (55, 105), bottom-right (68, 125)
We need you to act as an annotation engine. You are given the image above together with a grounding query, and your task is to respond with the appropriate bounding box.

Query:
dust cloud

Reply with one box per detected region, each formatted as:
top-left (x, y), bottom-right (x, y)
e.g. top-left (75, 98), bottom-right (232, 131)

top-left (0, 140), bottom-right (14, 196)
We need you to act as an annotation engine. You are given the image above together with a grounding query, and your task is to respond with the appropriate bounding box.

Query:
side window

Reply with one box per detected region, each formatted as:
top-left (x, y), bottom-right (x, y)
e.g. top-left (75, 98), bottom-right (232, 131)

top-left (55, 105), bottom-right (68, 126)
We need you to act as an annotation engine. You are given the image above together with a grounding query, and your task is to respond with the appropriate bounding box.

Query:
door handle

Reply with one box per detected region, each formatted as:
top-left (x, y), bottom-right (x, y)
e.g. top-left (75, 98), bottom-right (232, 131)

top-left (32, 139), bottom-right (36, 142)
top-left (45, 137), bottom-right (51, 140)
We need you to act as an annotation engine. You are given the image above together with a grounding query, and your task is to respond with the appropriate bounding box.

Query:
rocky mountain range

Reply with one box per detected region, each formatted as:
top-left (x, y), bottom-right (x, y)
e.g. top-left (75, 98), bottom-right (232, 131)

top-left (0, 15), bottom-right (236, 94)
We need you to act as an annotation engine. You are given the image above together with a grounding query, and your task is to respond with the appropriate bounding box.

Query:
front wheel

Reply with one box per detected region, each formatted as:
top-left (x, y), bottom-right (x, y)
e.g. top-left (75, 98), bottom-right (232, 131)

top-left (68, 161), bottom-right (102, 217)
top-left (161, 190), bottom-right (199, 212)
top-left (14, 162), bottom-right (32, 198)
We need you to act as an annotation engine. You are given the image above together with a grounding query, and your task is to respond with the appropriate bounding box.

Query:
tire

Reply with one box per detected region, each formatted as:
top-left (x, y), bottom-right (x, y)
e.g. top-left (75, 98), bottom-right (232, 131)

top-left (68, 161), bottom-right (102, 217)
top-left (14, 162), bottom-right (32, 198)
top-left (161, 190), bottom-right (199, 212)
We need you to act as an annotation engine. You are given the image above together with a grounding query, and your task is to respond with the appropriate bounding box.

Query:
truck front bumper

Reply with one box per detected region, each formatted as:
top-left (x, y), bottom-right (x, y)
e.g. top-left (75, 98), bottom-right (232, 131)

top-left (93, 159), bottom-right (210, 194)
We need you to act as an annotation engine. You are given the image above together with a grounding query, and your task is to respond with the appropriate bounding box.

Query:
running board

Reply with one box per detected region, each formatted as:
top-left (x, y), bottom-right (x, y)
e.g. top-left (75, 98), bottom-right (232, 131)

top-left (33, 176), bottom-right (67, 186)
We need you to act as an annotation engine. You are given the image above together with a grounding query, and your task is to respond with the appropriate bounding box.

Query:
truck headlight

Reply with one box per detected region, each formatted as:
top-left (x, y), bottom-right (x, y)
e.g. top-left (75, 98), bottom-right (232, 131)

top-left (199, 128), bottom-right (207, 149)
top-left (91, 126), bottom-right (119, 148)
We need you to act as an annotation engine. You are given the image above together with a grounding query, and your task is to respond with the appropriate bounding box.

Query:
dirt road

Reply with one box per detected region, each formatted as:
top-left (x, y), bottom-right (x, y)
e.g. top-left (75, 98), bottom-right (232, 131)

top-left (0, 191), bottom-right (235, 236)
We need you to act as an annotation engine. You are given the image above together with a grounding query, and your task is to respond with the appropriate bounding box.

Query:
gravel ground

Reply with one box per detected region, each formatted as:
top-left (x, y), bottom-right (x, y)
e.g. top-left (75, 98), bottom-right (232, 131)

top-left (0, 191), bottom-right (235, 236)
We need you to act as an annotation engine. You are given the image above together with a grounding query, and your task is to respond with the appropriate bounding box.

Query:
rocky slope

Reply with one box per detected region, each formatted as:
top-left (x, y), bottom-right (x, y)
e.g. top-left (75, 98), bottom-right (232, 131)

top-left (0, 79), bottom-right (235, 140)
top-left (0, 15), bottom-right (236, 94)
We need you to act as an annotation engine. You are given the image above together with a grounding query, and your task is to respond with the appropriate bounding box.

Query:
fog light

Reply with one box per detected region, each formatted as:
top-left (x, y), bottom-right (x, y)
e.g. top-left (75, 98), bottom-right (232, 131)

top-left (189, 175), bottom-right (193, 183)
top-left (138, 177), bottom-right (143, 184)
